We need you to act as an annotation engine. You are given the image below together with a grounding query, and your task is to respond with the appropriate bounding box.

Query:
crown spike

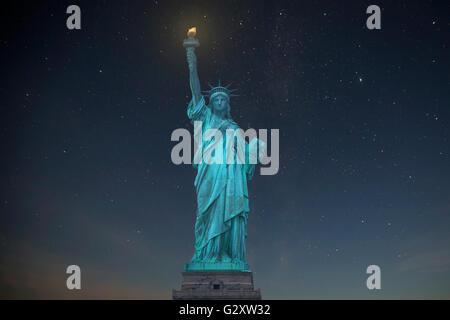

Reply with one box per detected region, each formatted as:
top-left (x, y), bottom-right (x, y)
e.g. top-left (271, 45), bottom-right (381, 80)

top-left (204, 79), bottom-right (239, 100)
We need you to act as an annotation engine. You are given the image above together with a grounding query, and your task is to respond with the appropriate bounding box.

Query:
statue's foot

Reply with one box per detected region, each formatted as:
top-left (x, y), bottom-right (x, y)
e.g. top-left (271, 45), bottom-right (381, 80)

top-left (231, 258), bottom-right (245, 264)
top-left (221, 256), bottom-right (232, 263)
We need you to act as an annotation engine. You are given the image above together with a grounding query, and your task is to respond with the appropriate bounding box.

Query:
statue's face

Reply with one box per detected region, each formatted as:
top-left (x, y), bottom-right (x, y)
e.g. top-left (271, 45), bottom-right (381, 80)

top-left (211, 95), bottom-right (228, 112)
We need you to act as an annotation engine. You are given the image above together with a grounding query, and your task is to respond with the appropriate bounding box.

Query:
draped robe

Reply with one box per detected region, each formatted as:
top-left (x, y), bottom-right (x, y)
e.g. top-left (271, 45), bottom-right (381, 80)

top-left (187, 95), bottom-right (255, 264)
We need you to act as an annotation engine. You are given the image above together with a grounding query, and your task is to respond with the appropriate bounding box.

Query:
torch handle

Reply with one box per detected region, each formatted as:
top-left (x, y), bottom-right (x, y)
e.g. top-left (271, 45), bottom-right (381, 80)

top-left (186, 47), bottom-right (197, 72)
top-left (186, 47), bottom-right (201, 105)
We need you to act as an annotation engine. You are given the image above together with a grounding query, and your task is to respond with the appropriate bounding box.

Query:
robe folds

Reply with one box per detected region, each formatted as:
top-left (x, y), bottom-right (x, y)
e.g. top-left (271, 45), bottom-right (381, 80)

top-left (187, 95), bottom-right (255, 262)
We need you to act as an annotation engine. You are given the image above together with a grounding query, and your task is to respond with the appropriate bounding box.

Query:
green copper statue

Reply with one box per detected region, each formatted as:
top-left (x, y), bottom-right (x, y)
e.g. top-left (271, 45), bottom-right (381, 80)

top-left (183, 29), bottom-right (258, 271)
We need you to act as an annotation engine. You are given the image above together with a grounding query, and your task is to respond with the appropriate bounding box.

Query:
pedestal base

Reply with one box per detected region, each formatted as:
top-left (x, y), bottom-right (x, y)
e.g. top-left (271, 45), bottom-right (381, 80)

top-left (173, 271), bottom-right (262, 300)
top-left (185, 261), bottom-right (249, 271)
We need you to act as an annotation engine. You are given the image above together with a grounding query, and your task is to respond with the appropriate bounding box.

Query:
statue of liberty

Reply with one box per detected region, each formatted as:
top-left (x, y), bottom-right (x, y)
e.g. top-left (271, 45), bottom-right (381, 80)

top-left (183, 29), bottom-right (261, 272)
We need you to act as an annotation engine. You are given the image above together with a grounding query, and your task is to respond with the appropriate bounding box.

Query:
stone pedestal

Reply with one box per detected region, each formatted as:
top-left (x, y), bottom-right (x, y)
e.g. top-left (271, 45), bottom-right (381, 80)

top-left (173, 271), bottom-right (262, 300)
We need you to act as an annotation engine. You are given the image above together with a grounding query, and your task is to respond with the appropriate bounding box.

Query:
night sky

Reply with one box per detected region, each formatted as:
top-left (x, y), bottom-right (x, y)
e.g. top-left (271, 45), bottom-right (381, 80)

top-left (1, 0), bottom-right (449, 299)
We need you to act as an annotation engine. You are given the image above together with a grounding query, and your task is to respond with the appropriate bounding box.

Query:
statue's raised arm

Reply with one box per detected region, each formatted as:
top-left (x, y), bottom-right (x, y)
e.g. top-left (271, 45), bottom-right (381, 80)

top-left (183, 28), bottom-right (203, 107)
top-left (186, 48), bottom-right (201, 106)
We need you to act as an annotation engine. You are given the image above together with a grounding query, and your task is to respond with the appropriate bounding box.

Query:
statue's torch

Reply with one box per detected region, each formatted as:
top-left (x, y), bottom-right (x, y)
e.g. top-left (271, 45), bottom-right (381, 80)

top-left (183, 27), bottom-right (200, 53)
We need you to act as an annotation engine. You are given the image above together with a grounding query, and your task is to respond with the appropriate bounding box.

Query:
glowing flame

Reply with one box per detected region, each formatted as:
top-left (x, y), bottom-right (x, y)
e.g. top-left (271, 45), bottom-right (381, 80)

top-left (187, 27), bottom-right (196, 37)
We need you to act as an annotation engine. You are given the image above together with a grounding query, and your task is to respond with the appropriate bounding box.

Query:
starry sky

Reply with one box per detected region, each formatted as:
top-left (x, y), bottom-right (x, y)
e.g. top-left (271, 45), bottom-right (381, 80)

top-left (0, 0), bottom-right (449, 299)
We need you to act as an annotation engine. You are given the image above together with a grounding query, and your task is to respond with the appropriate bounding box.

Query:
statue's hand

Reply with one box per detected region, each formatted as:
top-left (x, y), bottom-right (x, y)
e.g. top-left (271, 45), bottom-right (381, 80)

top-left (186, 48), bottom-right (197, 71)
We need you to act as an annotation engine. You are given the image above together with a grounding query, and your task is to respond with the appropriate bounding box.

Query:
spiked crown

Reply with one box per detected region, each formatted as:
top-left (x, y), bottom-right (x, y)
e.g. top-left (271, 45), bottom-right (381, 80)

top-left (202, 80), bottom-right (239, 101)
